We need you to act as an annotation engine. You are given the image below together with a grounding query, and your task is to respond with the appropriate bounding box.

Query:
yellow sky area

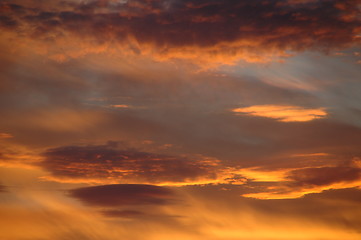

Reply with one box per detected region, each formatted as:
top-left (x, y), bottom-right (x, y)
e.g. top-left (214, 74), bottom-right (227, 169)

top-left (182, 192), bottom-right (361, 240)
top-left (232, 105), bottom-right (327, 122)
top-left (0, 191), bottom-right (130, 240)
top-left (1, 167), bottom-right (361, 240)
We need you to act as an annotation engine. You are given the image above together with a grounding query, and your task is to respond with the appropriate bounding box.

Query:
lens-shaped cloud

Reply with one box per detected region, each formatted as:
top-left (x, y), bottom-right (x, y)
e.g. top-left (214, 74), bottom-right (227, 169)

top-left (232, 105), bottom-right (327, 122)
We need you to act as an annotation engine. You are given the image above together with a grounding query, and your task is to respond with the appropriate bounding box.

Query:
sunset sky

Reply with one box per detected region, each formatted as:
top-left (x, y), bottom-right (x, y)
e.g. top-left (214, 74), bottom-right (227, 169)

top-left (1, 0), bottom-right (361, 239)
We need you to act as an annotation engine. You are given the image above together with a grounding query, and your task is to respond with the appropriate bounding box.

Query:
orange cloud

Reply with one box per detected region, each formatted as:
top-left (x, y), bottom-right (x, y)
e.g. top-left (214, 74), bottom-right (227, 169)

top-left (232, 105), bottom-right (327, 122)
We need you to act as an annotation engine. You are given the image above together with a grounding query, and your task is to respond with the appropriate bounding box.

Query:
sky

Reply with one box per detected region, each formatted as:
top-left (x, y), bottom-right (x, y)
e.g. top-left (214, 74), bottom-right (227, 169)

top-left (1, 0), bottom-right (361, 239)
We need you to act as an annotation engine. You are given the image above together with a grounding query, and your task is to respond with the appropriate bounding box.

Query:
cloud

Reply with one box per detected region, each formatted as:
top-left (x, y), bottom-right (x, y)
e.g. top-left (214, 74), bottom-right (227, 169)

top-left (41, 140), bottom-right (361, 201)
top-left (287, 160), bottom-right (361, 187)
top-left (1, 0), bottom-right (360, 65)
top-left (40, 142), bottom-right (223, 185)
top-left (0, 184), bottom-right (6, 193)
top-left (232, 105), bottom-right (327, 122)
top-left (303, 187), bottom-right (361, 203)
top-left (69, 184), bottom-right (175, 207)
top-left (241, 158), bottom-right (361, 199)
top-left (0, 133), bottom-right (13, 139)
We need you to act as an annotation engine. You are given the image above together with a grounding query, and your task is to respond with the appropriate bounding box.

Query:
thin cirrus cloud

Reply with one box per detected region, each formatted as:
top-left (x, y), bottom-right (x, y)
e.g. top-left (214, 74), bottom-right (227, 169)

top-left (231, 105), bottom-right (327, 122)
top-left (0, 0), bottom-right (360, 65)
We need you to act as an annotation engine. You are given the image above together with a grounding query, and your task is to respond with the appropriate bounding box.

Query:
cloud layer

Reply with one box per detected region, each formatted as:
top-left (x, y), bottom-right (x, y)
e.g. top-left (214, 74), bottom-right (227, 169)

top-left (1, 1), bottom-right (361, 239)
top-left (1, 0), bottom-right (360, 64)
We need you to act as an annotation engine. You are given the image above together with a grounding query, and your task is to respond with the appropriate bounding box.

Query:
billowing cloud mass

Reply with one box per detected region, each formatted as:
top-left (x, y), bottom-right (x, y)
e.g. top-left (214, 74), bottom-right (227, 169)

top-left (1, 0), bottom-right (361, 239)
top-left (0, 0), bottom-right (360, 64)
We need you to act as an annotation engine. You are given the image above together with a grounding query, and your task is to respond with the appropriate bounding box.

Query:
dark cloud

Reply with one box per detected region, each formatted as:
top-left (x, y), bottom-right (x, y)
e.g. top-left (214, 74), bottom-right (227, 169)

top-left (0, 15), bottom-right (18, 29)
top-left (287, 160), bottom-right (361, 187)
top-left (1, 0), bottom-right (360, 62)
top-left (69, 184), bottom-right (175, 206)
top-left (40, 142), bottom-right (219, 184)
